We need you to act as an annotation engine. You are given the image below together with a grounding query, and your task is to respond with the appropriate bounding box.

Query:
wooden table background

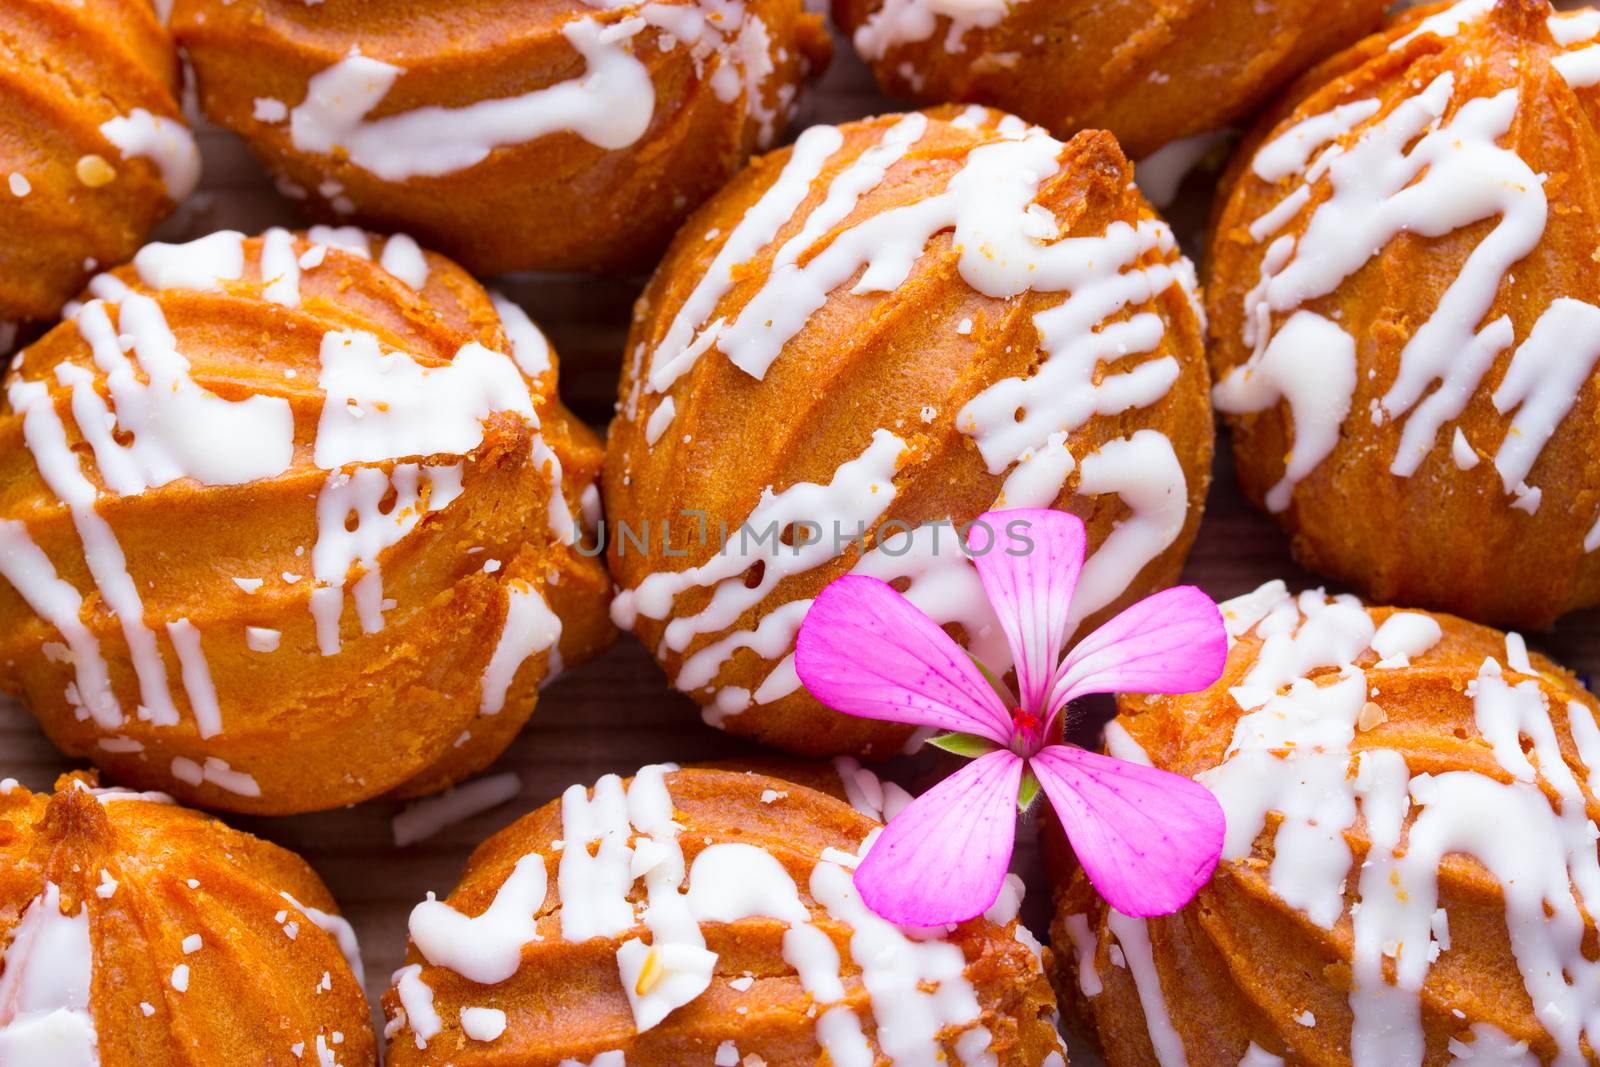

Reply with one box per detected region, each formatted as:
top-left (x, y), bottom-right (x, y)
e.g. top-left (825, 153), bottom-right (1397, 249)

top-left (3, 8), bottom-right (1597, 1062)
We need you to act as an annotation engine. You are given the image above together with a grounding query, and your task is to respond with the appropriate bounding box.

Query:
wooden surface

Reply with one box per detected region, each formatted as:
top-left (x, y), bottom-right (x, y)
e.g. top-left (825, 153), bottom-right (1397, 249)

top-left (2, 11), bottom-right (1598, 1064)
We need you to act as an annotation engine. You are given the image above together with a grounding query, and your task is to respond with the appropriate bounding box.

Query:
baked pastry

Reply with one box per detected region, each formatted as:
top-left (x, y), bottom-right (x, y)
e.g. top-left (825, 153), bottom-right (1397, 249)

top-left (1049, 579), bottom-right (1600, 1066)
top-left (830, 0), bottom-right (1386, 161)
top-left (0, 0), bottom-right (198, 341)
top-left (169, 0), bottom-right (831, 277)
top-left (606, 106), bottom-right (1213, 758)
top-left (0, 773), bottom-right (373, 1065)
top-left (1208, 0), bottom-right (1600, 629)
top-left (381, 763), bottom-right (1066, 1065)
top-left (0, 228), bottom-right (612, 814)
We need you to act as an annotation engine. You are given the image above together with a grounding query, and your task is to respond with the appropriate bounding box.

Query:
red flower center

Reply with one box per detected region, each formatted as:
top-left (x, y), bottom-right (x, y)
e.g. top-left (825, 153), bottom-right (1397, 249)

top-left (1011, 706), bottom-right (1044, 754)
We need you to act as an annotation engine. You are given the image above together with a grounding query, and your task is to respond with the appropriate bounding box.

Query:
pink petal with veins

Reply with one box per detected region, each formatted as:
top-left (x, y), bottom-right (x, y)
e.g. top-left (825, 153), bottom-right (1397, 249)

top-left (966, 509), bottom-right (1086, 715)
top-left (853, 750), bottom-right (1025, 926)
top-left (1032, 744), bottom-right (1223, 917)
top-left (795, 575), bottom-right (1012, 744)
top-left (1049, 585), bottom-right (1227, 712)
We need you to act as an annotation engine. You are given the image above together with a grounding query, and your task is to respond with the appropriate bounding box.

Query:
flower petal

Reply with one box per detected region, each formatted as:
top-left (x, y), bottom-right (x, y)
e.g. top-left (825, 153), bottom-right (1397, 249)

top-left (853, 750), bottom-right (1024, 926)
top-left (795, 575), bottom-right (1012, 744)
top-left (1049, 585), bottom-right (1227, 712)
top-left (966, 508), bottom-right (1086, 714)
top-left (1031, 744), bottom-right (1223, 917)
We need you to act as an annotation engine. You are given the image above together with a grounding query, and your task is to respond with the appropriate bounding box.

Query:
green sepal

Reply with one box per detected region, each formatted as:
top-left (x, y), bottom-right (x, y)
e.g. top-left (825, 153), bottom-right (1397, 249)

top-left (966, 651), bottom-right (1016, 708)
top-left (1017, 767), bottom-right (1042, 814)
top-left (927, 731), bottom-right (1001, 759)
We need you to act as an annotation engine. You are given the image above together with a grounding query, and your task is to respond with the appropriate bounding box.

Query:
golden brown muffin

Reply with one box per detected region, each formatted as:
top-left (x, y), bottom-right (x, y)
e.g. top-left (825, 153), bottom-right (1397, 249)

top-left (1207, 0), bottom-right (1600, 630)
top-left (606, 106), bottom-right (1213, 758)
top-left (382, 764), bottom-right (1067, 1066)
top-left (1049, 579), bottom-right (1600, 1066)
top-left (830, 0), bottom-right (1386, 161)
top-left (0, 0), bottom-right (198, 337)
top-left (0, 228), bottom-right (613, 814)
top-left (168, 0), bottom-right (831, 277)
top-left (0, 773), bottom-right (373, 1065)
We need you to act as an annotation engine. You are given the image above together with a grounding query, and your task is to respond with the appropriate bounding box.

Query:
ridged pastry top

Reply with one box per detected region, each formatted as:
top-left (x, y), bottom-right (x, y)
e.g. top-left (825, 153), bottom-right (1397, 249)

top-left (1208, 0), bottom-right (1600, 626)
top-left (0, 0), bottom-right (199, 327)
top-left (0, 773), bottom-right (372, 1067)
top-left (605, 105), bottom-right (1212, 758)
top-left (829, 0), bottom-right (1387, 159)
top-left (170, 0), bottom-right (831, 275)
top-left (1050, 580), bottom-right (1600, 1066)
top-left (0, 229), bottom-right (610, 814)
top-left (383, 765), bottom-right (1066, 1066)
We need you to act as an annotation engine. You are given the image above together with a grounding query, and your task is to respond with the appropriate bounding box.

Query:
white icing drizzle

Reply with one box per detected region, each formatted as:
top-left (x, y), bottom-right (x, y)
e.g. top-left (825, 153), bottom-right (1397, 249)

top-left (85, 786), bottom-right (174, 805)
top-left (557, 773), bottom-right (638, 943)
top-left (165, 619), bottom-right (221, 739)
top-left (378, 234), bottom-right (429, 290)
top-left (643, 122), bottom-right (845, 400)
top-left (309, 463), bottom-right (458, 654)
top-left (69, 293), bottom-right (294, 491)
top-left (851, 0), bottom-right (1016, 61)
top-left (1061, 913), bottom-right (1103, 998)
top-left (1389, 0), bottom-right (1493, 51)
top-left (1065, 431), bottom-right (1188, 632)
top-left (615, 766), bottom-right (716, 1032)
top-left (479, 580), bottom-right (563, 714)
top-left (1488, 298), bottom-right (1600, 495)
top-left (611, 427), bottom-right (906, 640)
top-left (1239, 1045), bottom-right (1286, 1067)
top-left (7, 376), bottom-right (180, 728)
top-left (410, 855), bottom-right (547, 985)
top-left (1250, 100), bottom-right (1379, 183)
top-left (97, 109), bottom-right (201, 200)
top-left (305, 226), bottom-right (371, 260)
top-left (954, 218), bottom-right (1183, 478)
top-left (313, 330), bottom-right (534, 470)
top-left (1371, 611), bottom-right (1443, 669)
top-left (260, 227), bottom-right (302, 307)
top-left (307, 318), bottom-right (554, 652)
top-left (1550, 9), bottom-right (1600, 47)
top-left (0, 521), bottom-right (117, 727)
top-left (245, 627), bottom-right (280, 653)
top-left (398, 766), bottom-right (1030, 1060)
top-left (0, 883), bottom-right (98, 1067)
top-left (170, 756), bottom-right (260, 797)
top-left (491, 293), bottom-right (554, 380)
top-left (643, 397), bottom-right (676, 445)
top-left (623, 112), bottom-right (1199, 718)
top-left (1106, 910), bottom-right (1187, 1067)
top-left (1177, 582), bottom-right (1600, 1067)
top-left (391, 772), bottom-right (523, 848)
top-left (279, 892), bottom-right (365, 986)
top-left (807, 849), bottom-right (986, 1063)
top-left (460, 1007), bottom-right (506, 1042)
top-left (1213, 311), bottom-right (1355, 511)
top-left (1553, 44), bottom-right (1600, 89)
top-left (1225, 23), bottom-right (1600, 525)
top-left (558, 1054), bottom-right (625, 1067)
top-left (393, 965), bottom-right (441, 1050)
top-left (289, 29), bottom-right (650, 181)
top-left (134, 232), bottom-right (245, 293)
top-left (1448, 1023), bottom-right (1539, 1065)
top-left (833, 756), bottom-right (913, 822)
top-left (486, 293), bottom-right (577, 544)
top-left (289, 3), bottom-right (783, 184)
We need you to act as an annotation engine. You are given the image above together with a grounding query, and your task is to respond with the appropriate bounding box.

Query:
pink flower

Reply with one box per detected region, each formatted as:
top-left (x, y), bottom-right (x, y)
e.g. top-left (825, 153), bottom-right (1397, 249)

top-left (794, 508), bottom-right (1228, 927)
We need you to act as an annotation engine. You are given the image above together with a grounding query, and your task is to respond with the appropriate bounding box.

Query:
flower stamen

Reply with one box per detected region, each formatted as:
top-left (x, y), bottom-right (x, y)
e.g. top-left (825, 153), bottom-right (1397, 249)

top-left (1010, 706), bottom-right (1044, 755)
